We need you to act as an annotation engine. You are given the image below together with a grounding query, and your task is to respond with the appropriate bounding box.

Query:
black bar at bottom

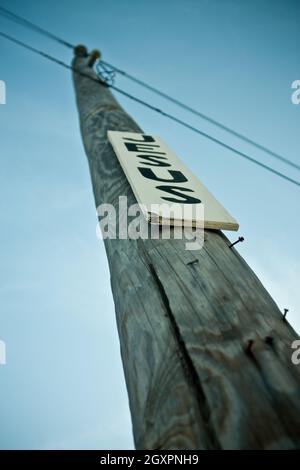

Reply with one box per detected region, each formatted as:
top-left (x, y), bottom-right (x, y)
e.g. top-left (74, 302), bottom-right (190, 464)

top-left (0, 450), bottom-right (297, 466)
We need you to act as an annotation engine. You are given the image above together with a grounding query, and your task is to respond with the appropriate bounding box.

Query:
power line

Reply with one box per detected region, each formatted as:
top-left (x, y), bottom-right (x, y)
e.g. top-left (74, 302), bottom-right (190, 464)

top-left (0, 4), bottom-right (299, 173)
top-left (0, 30), bottom-right (299, 188)
top-left (0, 31), bottom-right (105, 82)
top-left (0, 5), bottom-right (73, 48)
top-left (100, 59), bottom-right (300, 172)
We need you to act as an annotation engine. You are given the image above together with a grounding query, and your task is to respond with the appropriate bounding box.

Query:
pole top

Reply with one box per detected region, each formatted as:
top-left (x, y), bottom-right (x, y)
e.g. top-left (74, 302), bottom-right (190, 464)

top-left (74, 44), bottom-right (88, 57)
top-left (73, 45), bottom-right (101, 67)
top-left (87, 49), bottom-right (101, 66)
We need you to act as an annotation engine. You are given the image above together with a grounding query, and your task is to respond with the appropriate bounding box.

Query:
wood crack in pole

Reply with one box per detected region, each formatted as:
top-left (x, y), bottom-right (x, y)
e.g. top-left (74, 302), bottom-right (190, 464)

top-left (147, 259), bottom-right (221, 450)
top-left (72, 50), bottom-right (300, 450)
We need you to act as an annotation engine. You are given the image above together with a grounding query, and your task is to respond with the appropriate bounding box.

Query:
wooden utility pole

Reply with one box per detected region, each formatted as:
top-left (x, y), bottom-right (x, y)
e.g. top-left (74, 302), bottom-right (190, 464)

top-left (72, 48), bottom-right (300, 450)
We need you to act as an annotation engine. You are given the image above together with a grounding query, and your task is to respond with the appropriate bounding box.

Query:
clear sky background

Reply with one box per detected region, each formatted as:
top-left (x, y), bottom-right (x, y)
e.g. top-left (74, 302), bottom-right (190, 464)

top-left (0, 0), bottom-right (299, 450)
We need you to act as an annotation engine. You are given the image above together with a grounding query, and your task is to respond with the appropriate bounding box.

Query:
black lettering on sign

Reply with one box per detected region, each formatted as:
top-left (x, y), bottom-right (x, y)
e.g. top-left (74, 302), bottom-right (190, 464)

top-left (137, 155), bottom-right (171, 167)
top-left (139, 168), bottom-right (188, 183)
top-left (124, 143), bottom-right (165, 154)
top-left (156, 186), bottom-right (201, 204)
top-left (123, 135), bottom-right (155, 143)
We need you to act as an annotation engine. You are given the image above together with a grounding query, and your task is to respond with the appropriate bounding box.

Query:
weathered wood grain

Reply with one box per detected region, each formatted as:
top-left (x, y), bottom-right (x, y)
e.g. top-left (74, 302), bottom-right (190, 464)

top-left (72, 52), bottom-right (300, 450)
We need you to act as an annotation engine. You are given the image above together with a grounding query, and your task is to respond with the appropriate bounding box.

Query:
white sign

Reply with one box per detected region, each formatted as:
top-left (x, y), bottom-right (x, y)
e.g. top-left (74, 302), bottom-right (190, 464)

top-left (107, 131), bottom-right (239, 231)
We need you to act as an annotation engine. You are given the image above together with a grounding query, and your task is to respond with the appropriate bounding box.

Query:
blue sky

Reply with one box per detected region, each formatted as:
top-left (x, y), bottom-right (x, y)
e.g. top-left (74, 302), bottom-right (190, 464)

top-left (0, 0), bottom-right (299, 449)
